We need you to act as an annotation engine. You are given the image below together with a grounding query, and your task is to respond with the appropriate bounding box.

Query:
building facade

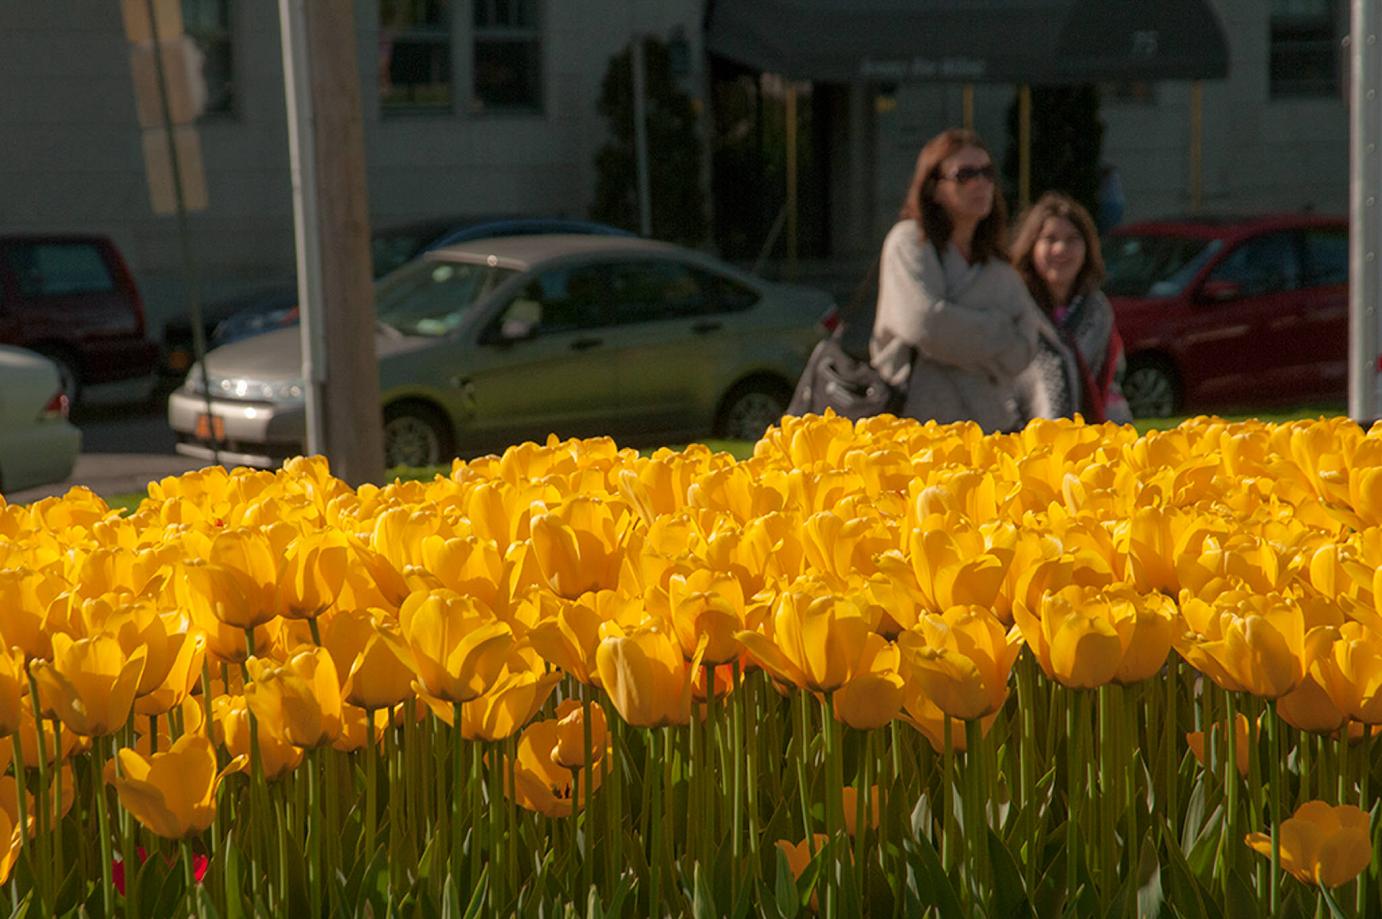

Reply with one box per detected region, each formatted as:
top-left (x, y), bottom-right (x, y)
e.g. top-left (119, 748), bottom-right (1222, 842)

top-left (0, 0), bottom-right (1347, 332)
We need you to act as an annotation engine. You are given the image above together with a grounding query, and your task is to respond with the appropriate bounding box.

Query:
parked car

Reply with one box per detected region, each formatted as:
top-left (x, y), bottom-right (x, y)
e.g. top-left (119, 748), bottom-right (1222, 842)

top-left (0, 345), bottom-right (80, 494)
top-left (1103, 214), bottom-right (1348, 417)
top-left (169, 235), bottom-right (834, 468)
top-left (160, 217), bottom-right (634, 376)
top-left (0, 234), bottom-right (159, 401)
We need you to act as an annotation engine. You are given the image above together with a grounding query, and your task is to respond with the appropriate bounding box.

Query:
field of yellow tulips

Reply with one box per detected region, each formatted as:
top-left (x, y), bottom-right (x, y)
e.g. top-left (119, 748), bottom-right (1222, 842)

top-left (0, 411), bottom-right (1381, 916)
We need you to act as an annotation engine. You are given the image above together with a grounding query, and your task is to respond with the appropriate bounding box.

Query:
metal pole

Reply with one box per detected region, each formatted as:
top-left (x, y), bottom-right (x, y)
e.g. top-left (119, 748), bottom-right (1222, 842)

top-left (278, 0), bottom-right (327, 456)
top-left (1018, 85), bottom-right (1032, 209)
top-left (962, 84), bottom-right (974, 130)
top-left (786, 83), bottom-right (799, 278)
top-left (631, 37), bottom-right (653, 237)
top-left (1189, 81), bottom-right (1204, 212)
top-left (1349, 0), bottom-right (1381, 425)
top-left (144, 0), bottom-right (217, 464)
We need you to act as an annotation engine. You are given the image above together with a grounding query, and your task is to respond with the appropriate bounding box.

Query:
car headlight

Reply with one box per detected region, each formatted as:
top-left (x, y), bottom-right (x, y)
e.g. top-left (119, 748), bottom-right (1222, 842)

top-left (183, 366), bottom-right (305, 403)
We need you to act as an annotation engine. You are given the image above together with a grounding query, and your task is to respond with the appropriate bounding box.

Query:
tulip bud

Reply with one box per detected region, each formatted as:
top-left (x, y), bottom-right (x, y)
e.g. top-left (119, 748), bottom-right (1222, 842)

top-left (551, 699), bottom-right (608, 771)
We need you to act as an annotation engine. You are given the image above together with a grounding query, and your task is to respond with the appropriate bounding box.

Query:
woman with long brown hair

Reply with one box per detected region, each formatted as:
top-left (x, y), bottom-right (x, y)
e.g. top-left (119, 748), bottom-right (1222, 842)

top-left (870, 129), bottom-right (1039, 432)
top-left (1011, 191), bottom-right (1132, 423)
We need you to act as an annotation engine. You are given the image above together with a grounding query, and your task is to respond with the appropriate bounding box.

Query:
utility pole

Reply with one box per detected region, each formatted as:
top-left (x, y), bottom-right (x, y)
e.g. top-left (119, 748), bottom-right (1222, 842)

top-left (1349, 0), bottom-right (1380, 425)
top-left (278, 0), bottom-right (384, 485)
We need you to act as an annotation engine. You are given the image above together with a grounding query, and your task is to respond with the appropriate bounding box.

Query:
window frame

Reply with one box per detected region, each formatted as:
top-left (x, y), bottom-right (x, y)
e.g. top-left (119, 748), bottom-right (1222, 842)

top-left (471, 0), bottom-right (544, 114)
top-left (379, 0), bottom-right (455, 114)
top-left (1268, 0), bottom-right (1341, 99)
top-left (1204, 231), bottom-right (1305, 299)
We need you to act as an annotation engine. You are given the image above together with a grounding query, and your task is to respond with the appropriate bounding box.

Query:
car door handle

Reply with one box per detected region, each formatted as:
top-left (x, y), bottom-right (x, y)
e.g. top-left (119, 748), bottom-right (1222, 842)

top-left (570, 337), bottom-right (603, 351)
top-left (691, 320), bottom-right (722, 334)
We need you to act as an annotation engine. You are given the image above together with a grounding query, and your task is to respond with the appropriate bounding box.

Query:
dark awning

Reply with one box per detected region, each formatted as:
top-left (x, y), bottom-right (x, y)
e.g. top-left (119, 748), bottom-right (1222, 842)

top-left (705, 0), bottom-right (1230, 84)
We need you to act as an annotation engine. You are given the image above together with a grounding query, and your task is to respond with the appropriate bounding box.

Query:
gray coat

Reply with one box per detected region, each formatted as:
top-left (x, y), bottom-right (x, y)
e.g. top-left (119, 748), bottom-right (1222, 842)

top-left (870, 221), bottom-right (1040, 432)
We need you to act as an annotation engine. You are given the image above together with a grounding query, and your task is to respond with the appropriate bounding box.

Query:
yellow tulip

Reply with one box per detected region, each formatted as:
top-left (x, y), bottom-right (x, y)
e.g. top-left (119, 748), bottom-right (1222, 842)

top-left (1186, 714), bottom-right (1252, 778)
top-left (135, 629), bottom-right (206, 718)
top-left (1245, 801), bottom-right (1373, 888)
top-left (275, 530), bottom-right (348, 619)
top-left (0, 647), bottom-right (26, 736)
top-left (180, 528), bottom-right (279, 630)
top-left (901, 674), bottom-right (998, 754)
top-left (734, 588), bottom-right (871, 693)
top-left (841, 785), bottom-right (880, 837)
top-left (417, 535), bottom-right (506, 617)
top-left (1314, 621), bottom-right (1382, 723)
top-left (107, 735), bottom-right (245, 839)
top-left (0, 567), bottom-right (64, 660)
top-left (833, 638), bottom-right (905, 730)
top-left (901, 607), bottom-right (1022, 721)
top-left (453, 670), bottom-right (560, 742)
top-left (244, 648), bottom-right (343, 749)
top-left (529, 498), bottom-right (624, 598)
top-left (1277, 672), bottom-right (1349, 735)
top-left (526, 594), bottom-right (607, 686)
top-left (666, 570), bottom-right (747, 665)
top-left (15, 707), bottom-right (82, 767)
top-left (0, 807), bottom-right (20, 885)
top-left (400, 589), bottom-right (515, 704)
top-left (329, 611), bottom-right (416, 711)
top-left (908, 519), bottom-right (1013, 613)
top-left (1175, 593), bottom-right (1337, 699)
top-left (213, 695), bottom-right (302, 781)
top-left (30, 633), bottom-right (147, 736)
top-left (551, 698), bottom-right (609, 771)
top-left (330, 704), bottom-right (390, 753)
top-left (595, 621), bottom-right (703, 727)
top-left (508, 718), bottom-right (600, 817)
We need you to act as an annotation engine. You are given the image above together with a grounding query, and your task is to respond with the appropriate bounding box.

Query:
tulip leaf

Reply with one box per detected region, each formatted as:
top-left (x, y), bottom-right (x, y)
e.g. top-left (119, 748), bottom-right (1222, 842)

top-left (1317, 882), bottom-right (1350, 919)
top-left (1222, 868), bottom-right (1259, 919)
top-left (902, 832), bottom-right (964, 918)
top-left (462, 865), bottom-right (489, 919)
top-left (1160, 824), bottom-right (1215, 919)
top-left (691, 861), bottom-right (717, 919)
top-left (909, 792), bottom-right (932, 842)
top-left (1135, 833), bottom-right (1164, 919)
top-left (986, 826), bottom-right (1033, 918)
top-left (773, 846), bottom-right (800, 918)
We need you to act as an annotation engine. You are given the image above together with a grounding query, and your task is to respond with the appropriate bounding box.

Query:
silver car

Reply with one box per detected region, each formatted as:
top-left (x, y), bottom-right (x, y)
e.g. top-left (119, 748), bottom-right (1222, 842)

top-left (169, 235), bottom-right (833, 468)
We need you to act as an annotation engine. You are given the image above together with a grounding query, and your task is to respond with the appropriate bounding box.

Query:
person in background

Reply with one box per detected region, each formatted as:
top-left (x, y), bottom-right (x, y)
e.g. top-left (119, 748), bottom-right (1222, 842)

top-left (1011, 191), bottom-right (1133, 424)
top-left (870, 129), bottom-right (1039, 432)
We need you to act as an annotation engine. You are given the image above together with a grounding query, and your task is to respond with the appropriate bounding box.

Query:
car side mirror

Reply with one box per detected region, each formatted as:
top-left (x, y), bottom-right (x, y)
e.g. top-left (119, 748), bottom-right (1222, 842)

top-left (1199, 279), bottom-right (1243, 303)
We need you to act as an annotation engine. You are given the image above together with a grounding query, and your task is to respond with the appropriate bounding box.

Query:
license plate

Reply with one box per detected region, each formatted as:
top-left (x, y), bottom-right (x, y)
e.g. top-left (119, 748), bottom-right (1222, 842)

top-left (194, 413), bottom-right (226, 442)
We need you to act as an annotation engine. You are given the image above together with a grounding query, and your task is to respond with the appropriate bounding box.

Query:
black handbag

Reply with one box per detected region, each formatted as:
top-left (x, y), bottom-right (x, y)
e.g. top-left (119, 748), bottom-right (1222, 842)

top-left (787, 335), bottom-right (904, 420)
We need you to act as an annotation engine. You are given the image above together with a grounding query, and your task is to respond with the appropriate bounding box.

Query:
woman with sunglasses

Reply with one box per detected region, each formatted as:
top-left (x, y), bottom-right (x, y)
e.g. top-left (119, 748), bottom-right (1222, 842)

top-left (870, 129), bottom-right (1039, 432)
top-left (1010, 191), bottom-right (1133, 423)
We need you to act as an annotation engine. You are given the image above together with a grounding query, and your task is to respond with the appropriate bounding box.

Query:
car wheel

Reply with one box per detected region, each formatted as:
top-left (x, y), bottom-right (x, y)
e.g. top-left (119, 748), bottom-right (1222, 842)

top-left (715, 379), bottom-right (791, 442)
top-left (383, 403), bottom-right (453, 468)
top-left (1123, 357), bottom-right (1181, 419)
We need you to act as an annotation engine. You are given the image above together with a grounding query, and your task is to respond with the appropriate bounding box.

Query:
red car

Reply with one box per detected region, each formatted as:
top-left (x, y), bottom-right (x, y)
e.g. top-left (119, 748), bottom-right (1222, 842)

top-left (1104, 214), bottom-right (1348, 417)
top-left (0, 234), bottom-right (159, 402)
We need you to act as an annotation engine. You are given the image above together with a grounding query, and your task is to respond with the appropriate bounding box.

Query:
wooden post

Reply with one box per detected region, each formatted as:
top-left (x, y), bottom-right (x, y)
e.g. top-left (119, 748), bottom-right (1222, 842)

top-left (1018, 85), bottom-right (1032, 209)
top-left (785, 83), bottom-right (799, 279)
top-left (278, 0), bottom-right (384, 485)
top-left (1189, 80), bottom-right (1204, 212)
top-left (962, 84), bottom-right (974, 130)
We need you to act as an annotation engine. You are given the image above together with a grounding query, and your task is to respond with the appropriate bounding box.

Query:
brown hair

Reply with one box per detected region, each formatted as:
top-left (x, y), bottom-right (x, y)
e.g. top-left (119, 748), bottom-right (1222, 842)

top-left (1011, 191), bottom-right (1106, 316)
top-left (901, 129), bottom-right (1009, 262)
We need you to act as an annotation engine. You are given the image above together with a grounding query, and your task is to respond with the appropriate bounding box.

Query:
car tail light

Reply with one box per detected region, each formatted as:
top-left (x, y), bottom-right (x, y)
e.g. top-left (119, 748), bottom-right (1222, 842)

top-left (42, 390), bottom-right (70, 421)
top-left (819, 307), bottom-right (841, 334)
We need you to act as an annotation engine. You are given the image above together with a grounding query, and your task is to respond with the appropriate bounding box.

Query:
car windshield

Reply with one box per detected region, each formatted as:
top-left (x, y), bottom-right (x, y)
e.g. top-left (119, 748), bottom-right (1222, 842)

top-left (374, 259), bottom-right (517, 336)
top-left (1102, 235), bottom-right (1223, 298)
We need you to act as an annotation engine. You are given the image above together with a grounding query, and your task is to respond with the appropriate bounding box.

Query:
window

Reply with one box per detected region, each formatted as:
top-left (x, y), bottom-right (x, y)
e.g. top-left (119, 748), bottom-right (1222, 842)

top-left (6, 243), bottom-right (116, 299)
top-left (374, 258), bottom-right (515, 337)
top-left (472, 0), bottom-right (542, 112)
top-left (495, 265), bottom-right (609, 337)
top-left (607, 261), bottom-right (708, 325)
top-left (1303, 228), bottom-right (1349, 287)
top-left (182, 0), bottom-right (234, 115)
top-left (1270, 0), bottom-right (1341, 97)
top-left (699, 269), bottom-right (761, 312)
top-left (1103, 235), bottom-right (1220, 298)
top-left (380, 0), bottom-right (452, 111)
top-left (1207, 233), bottom-right (1301, 298)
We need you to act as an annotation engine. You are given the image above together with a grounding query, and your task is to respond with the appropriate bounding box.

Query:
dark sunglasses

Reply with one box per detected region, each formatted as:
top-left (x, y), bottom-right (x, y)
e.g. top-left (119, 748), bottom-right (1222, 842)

top-left (940, 164), bottom-right (997, 185)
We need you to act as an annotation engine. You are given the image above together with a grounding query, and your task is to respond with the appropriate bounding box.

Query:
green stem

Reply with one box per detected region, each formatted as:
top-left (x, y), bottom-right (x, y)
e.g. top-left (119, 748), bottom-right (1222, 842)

top-left (451, 703), bottom-right (464, 890)
top-left (1358, 724), bottom-right (1373, 916)
top-left (731, 662), bottom-right (745, 889)
top-left (1224, 692), bottom-right (1240, 904)
top-left (1065, 689), bottom-right (1078, 900)
top-left (26, 673), bottom-right (50, 912)
top-left (470, 736), bottom-right (483, 887)
top-left (855, 729), bottom-right (872, 902)
top-left (1098, 686), bottom-right (1115, 908)
top-left (1166, 656), bottom-right (1179, 830)
top-left (795, 692), bottom-right (815, 853)
top-left (649, 728), bottom-right (664, 917)
top-left (1267, 702), bottom-right (1281, 914)
top-left (943, 713), bottom-right (955, 874)
top-left (1016, 653), bottom-right (1038, 893)
top-left (581, 691), bottom-right (594, 902)
top-left (94, 737), bottom-right (116, 917)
